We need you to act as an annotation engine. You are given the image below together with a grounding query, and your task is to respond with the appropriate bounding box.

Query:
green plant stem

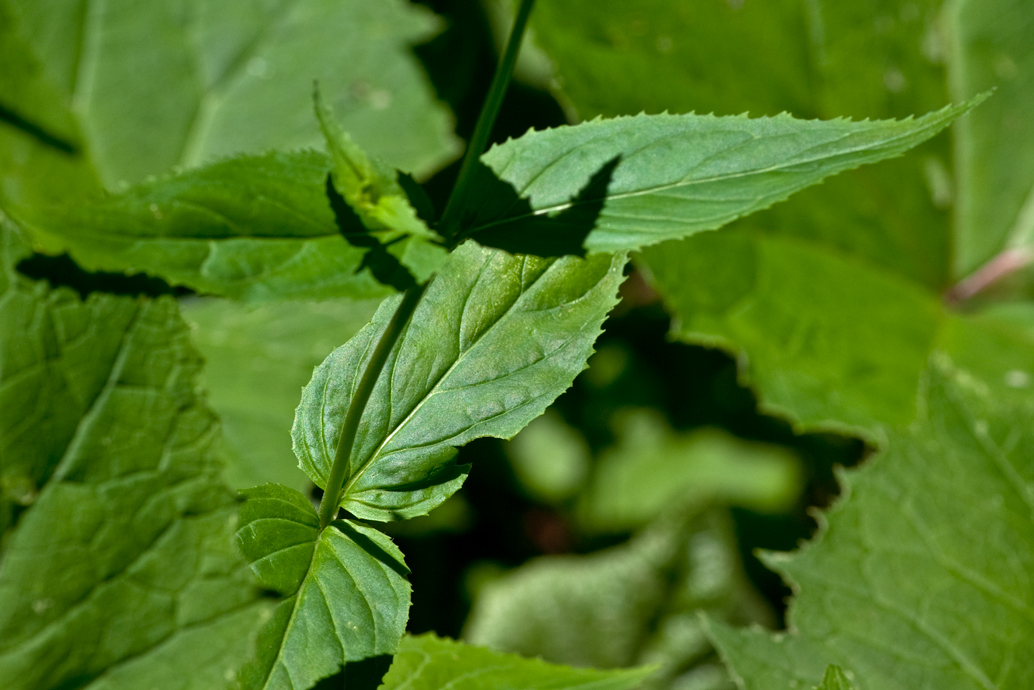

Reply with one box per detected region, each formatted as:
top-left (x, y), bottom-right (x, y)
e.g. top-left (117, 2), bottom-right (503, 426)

top-left (317, 283), bottom-right (427, 529)
top-left (437, 0), bottom-right (536, 240)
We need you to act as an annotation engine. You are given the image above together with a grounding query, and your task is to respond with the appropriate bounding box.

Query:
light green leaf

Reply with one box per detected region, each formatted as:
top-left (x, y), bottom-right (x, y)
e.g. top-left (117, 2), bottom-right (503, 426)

top-left (641, 229), bottom-right (1034, 433)
top-left (579, 409), bottom-right (801, 532)
top-left (707, 359), bottom-right (1034, 690)
top-left (814, 666), bottom-right (859, 690)
top-left (0, 245), bottom-right (268, 689)
top-left (293, 241), bottom-right (627, 521)
top-left (20, 150), bottom-right (393, 301)
top-left (181, 296), bottom-right (381, 494)
top-left (505, 410), bottom-right (591, 504)
top-left (235, 484), bottom-right (410, 690)
top-left (947, 0), bottom-right (1034, 274)
top-left (0, 0), bottom-right (457, 191)
top-left (464, 510), bottom-right (772, 690)
top-left (382, 633), bottom-right (655, 690)
top-left (466, 101), bottom-right (978, 254)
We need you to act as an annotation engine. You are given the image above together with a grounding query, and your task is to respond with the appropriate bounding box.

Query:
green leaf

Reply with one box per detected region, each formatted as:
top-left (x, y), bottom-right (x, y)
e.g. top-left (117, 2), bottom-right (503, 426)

top-left (641, 229), bottom-right (1034, 433)
top-left (181, 296), bottom-right (381, 493)
top-left (21, 150), bottom-right (394, 301)
top-left (465, 101), bottom-right (978, 254)
top-left (235, 483), bottom-right (410, 690)
top-left (505, 410), bottom-right (591, 504)
top-left (814, 666), bottom-right (859, 690)
top-left (0, 0), bottom-right (457, 191)
top-left (579, 409), bottom-right (802, 532)
top-left (947, 0), bottom-right (1034, 275)
top-left (707, 359), bottom-right (1034, 690)
top-left (293, 241), bottom-right (627, 521)
top-left (0, 242), bottom-right (268, 688)
top-left (465, 510), bottom-right (772, 690)
top-left (381, 633), bottom-right (655, 690)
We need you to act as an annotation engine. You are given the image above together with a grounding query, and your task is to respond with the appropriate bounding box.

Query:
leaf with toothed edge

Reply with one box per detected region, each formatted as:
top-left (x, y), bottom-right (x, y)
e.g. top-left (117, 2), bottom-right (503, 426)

top-left (293, 241), bottom-right (628, 521)
top-left (460, 98), bottom-right (984, 254)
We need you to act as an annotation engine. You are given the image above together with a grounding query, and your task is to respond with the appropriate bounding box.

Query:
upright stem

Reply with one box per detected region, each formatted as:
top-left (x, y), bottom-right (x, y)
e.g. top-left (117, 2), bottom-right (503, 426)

top-left (316, 0), bottom-right (536, 529)
top-left (437, 0), bottom-right (536, 239)
top-left (317, 284), bottom-right (427, 529)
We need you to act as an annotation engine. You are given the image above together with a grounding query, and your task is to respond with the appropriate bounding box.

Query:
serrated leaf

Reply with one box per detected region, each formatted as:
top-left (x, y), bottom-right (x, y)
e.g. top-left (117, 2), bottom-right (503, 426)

top-left (0, 0), bottom-right (457, 191)
top-left (707, 359), bottom-right (1034, 690)
top-left (382, 633), bottom-right (655, 690)
top-left (463, 101), bottom-right (977, 254)
top-left (181, 296), bottom-right (381, 493)
top-left (579, 410), bottom-right (801, 532)
top-left (20, 150), bottom-right (394, 301)
top-left (947, 0), bottom-right (1034, 274)
top-left (0, 237), bottom-right (268, 689)
top-left (293, 241), bottom-right (626, 521)
top-left (464, 510), bottom-right (772, 690)
top-left (235, 484), bottom-right (410, 690)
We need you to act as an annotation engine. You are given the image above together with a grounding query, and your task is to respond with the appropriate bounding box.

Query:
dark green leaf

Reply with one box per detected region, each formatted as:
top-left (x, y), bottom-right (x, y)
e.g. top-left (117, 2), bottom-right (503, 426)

top-left (708, 359), bottom-right (1034, 689)
top-left (0, 236), bottom-right (268, 688)
top-left (381, 633), bottom-right (655, 690)
top-left (293, 241), bottom-right (627, 521)
top-left (465, 101), bottom-right (978, 254)
top-left (236, 483), bottom-right (410, 690)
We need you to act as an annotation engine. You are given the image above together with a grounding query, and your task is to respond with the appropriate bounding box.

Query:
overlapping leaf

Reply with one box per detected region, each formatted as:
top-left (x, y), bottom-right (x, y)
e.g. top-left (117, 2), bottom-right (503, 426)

top-left (235, 483), bottom-right (410, 690)
top-left (0, 223), bottom-right (268, 689)
top-left (463, 101), bottom-right (976, 254)
top-left (707, 358), bottom-right (1034, 689)
top-left (293, 241), bottom-right (627, 521)
top-left (382, 633), bottom-right (654, 690)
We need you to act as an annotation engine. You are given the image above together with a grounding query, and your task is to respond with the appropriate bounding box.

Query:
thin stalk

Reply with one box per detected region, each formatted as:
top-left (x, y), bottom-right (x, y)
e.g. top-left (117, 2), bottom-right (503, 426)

top-left (437, 0), bottom-right (536, 239)
top-left (317, 284), bottom-right (427, 529)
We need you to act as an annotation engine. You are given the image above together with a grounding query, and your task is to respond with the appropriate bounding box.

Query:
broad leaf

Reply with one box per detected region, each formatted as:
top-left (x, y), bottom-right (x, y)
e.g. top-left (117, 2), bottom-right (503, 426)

top-left (464, 101), bottom-right (977, 254)
top-left (21, 150), bottom-right (394, 301)
top-left (293, 241), bottom-right (626, 521)
top-left (708, 359), bottom-right (1034, 690)
top-left (579, 409), bottom-right (801, 532)
top-left (947, 0), bottom-right (1034, 275)
top-left (0, 0), bottom-right (457, 193)
top-left (235, 484), bottom-right (410, 690)
top-left (465, 510), bottom-right (772, 690)
top-left (641, 229), bottom-right (1034, 433)
top-left (0, 235), bottom-right (268, 689)
top-left (181, 296), bottom-right (381, 493)
top-left (382, 633), bottom-right (654, 690)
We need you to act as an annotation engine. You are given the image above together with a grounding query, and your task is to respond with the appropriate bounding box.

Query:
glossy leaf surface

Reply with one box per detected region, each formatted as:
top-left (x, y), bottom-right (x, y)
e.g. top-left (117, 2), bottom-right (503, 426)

top-left (382, 633), bottom-right (655, 690)
top-left (0, 230), bottom-right (267, 689)
top-left (236, 483), bottom-right (410, 690)
top-left (466, 102), bottom-right (976, 254)
top-left (708, 360), bottom-right (1034, 690)
top-left (293, 241), bottom-right (626, 521)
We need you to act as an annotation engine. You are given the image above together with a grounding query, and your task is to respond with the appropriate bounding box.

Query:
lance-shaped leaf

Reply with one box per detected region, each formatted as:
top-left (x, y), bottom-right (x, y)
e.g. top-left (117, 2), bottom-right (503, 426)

top-left (293, 241), bottom-right (627, 521)
top-left (19, 150), bottom-right (394, 301)
top-left (235, 483), bottom-right (410, 690)
top-left (0, 237), bottom-right (269, 689)
top-left (316, 94), bottom-right (447, 287)
top-left (461, 100), bottom-right (980, 254)
top-left (707, 358), bottom-right (1034, 690)
top-left (381, 634), bottom-right (655, 690)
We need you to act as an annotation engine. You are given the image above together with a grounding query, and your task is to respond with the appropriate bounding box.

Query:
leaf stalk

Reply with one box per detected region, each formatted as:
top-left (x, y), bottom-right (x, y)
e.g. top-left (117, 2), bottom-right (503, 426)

top-left (437, 0), bottom-right (536, 239)
top-left (317, 283), bottom-right (427, 529)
